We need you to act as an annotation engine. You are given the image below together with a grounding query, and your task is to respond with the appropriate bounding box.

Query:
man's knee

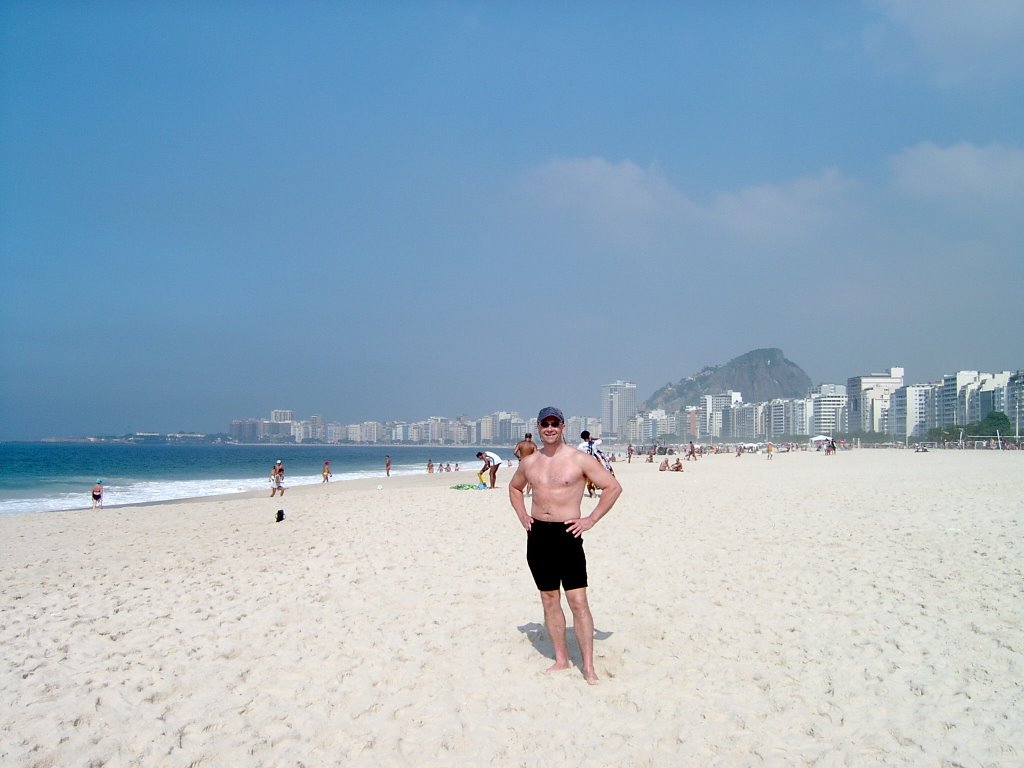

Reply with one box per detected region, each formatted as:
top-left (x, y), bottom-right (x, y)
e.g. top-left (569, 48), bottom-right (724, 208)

top-left (539, 590), bottom-right (562, 609)
top-left (564, 588), bottom-right (590, 613)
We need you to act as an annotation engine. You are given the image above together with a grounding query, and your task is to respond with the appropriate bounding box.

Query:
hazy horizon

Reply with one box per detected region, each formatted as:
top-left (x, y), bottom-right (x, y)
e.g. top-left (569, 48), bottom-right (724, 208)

top-left (3, 3), bottom-right (1022, 441)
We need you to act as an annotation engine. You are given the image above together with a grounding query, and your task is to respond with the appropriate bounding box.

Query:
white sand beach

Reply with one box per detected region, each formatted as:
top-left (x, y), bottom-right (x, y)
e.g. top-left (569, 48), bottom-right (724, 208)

top-left (1, 450), bottom-right (1021, 767)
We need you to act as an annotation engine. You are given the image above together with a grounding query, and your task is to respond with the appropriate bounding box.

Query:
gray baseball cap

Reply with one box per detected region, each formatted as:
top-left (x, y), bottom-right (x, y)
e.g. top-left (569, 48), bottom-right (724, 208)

top-left (537, 406), bottom-right (564, 423)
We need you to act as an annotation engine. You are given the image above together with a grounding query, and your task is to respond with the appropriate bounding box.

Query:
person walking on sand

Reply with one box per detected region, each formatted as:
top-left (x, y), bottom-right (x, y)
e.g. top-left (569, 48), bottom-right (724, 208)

top-left (577, 430), bottom-right (614, 498)
top-left (385, 455), bottom-right (392, 477)
top-left (91, 480), bottom-right (104, 509)
top-left (509, 406), bottom-right (622, 684)
top-left (270, 460), bottom-right (285, 497)
top-left (322, 460), bottom-right (332, 482)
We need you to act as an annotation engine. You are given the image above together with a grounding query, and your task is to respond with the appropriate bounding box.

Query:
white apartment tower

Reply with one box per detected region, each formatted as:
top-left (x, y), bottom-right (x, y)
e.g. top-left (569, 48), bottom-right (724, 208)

top-left (967, 372), bottom-right (1011, 424)
top-left (847, 367), bottom-right (905, 433)
top-left (699, 391), bottom-right (742, 438)
top-left (940, 371), bottom-right (979, 427)
top-left (601, 380), bottom-right (637, 438)
top-left (810, 384), bottom-right (847, 436)
top-left (1008, 371), bottom-right (1024, 438)
top-left (889, 384), bottom-right (933, 440)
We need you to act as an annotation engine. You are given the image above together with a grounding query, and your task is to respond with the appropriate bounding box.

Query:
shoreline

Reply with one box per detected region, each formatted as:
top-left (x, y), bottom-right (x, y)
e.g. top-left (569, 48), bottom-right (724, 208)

top-left (3, 443), bottom-right (1021, 518)
top-left (0, 464), bottom-right (475, 518)
top-left (0, 443), bottom-right (499, 517)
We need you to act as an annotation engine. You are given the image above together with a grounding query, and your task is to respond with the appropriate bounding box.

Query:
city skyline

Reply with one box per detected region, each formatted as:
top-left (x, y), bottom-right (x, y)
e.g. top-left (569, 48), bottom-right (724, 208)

top-left (6, 356), bottom-right (1021, 442)
top-left (221, 365), bottom-right (1019, 445)
top-left (3, 4), bottom-right (1022, 441)
top-left (109, 363), bottom-right (1024, 444)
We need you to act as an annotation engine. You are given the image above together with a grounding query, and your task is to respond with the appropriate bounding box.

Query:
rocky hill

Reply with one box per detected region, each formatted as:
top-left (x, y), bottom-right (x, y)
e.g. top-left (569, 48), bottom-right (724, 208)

top-left (644, 348), bottom-right (812, 412)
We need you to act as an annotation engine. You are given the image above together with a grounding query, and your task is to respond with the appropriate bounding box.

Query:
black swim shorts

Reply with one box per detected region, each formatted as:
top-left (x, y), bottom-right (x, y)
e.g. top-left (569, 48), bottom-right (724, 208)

top-left (526, 518), bottom-right (588, 592)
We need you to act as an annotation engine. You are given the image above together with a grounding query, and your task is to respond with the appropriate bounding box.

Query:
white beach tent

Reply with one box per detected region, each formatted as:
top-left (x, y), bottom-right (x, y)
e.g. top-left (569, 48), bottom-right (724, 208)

top-left (810, 435), bottom-right (830, 442)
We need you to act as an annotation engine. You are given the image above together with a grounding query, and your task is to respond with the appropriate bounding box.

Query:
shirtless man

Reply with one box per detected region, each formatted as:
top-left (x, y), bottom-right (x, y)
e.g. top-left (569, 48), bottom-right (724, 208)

top-left (509, 406), bottom-right (622, 684)
top-left (513, 433), bottom-right (538, 496)
top-left (514, 433), bottom-right (537, 460)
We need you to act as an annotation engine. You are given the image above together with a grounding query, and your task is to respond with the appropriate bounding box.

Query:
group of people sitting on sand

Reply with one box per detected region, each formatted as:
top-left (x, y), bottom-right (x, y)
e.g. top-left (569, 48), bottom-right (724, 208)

top-left (658, 457), bottom-right (684, 472)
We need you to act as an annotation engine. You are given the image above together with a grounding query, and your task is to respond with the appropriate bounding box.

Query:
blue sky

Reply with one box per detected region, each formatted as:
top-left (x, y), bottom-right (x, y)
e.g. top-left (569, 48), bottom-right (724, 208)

top-left (2, 1), bottom-right (1022, 440)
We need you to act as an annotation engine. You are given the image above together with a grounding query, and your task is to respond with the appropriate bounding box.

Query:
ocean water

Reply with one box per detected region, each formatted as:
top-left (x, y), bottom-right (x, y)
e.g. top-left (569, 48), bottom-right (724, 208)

top-left (0, 443), bottom-right (508, 516)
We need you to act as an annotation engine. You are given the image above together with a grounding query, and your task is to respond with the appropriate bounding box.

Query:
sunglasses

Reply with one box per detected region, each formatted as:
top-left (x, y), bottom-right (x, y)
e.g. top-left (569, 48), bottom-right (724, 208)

top-left (539, 419), bottom-right (563, 428)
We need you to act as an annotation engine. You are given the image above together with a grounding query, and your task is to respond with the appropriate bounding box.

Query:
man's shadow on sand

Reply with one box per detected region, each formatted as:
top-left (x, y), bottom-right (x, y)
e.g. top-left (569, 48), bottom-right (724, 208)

top-left (517, 622), bottom-right (613, 673)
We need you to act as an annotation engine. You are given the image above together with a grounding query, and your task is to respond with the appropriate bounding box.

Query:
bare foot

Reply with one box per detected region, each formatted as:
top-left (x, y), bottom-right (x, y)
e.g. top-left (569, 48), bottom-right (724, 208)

top-left (545, 661), bottom-right (571, 673)
top-left (584, 670), bottom-right (600, 685)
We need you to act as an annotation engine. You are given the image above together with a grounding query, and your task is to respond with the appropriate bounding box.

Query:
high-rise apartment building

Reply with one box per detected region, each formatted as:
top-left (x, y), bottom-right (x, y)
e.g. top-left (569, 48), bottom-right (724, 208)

top-left (477, 414), bottom-right (495, 444)
top-left (229, 419), bottom-right (260, 442)
top-left (940, 371), bottom-right (979, 427)
top-left (789, 398), bottom-right (812, 436)
top-left (683, 407), bottom-right (700, 440)
top-left (810, 385), bottom-right (847, 436)
top-left (1008, 371), bottom-right (1024, 438)
top-left (601, 380), bottom-right (637, 438)
top-left (723, 403), bottom-right (760, 440)
top-left (698, 392), bottom-right (742, 438)
top-left (888, 384), bottom-right (934, 440)
top-left (310, 414), bottom-right (325, 442)
top-left (967, 372), bottom-right (1012, 424)
top-left (847, 367), bottom-right (904, 433)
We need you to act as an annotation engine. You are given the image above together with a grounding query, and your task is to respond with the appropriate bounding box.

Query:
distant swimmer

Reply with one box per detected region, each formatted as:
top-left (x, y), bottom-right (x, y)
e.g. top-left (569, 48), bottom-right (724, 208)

top-left (91, 480), bottom-right (104, 509)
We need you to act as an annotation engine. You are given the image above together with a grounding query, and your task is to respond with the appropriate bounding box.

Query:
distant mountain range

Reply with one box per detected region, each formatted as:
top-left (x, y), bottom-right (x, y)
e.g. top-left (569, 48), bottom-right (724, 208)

top-left (643, 348), bottom-right (813, 412)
